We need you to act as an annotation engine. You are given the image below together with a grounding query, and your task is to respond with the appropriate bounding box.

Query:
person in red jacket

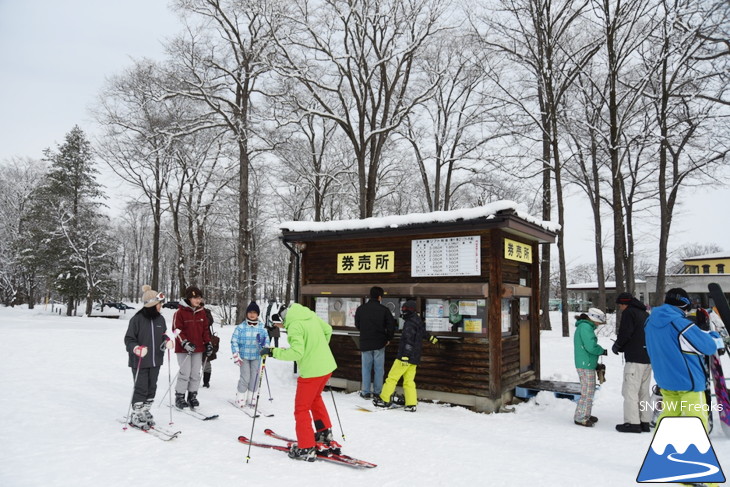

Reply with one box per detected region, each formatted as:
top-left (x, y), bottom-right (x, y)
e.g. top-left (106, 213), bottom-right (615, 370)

top-left (172, 286), bottom-right (212, 409)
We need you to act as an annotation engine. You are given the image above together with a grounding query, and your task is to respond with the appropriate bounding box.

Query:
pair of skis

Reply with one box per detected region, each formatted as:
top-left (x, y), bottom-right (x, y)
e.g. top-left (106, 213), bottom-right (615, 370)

top-left (239, 428), bottom-right (376, 468)
top-left (707, 283), bottom-right (730, 438)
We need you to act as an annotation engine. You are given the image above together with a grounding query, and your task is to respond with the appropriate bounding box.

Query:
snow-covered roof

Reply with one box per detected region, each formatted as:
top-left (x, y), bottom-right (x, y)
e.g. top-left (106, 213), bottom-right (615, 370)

top-left (683, 252), bottom-right (730, 261)
top-left (279, 201), bottom-right (560, 234)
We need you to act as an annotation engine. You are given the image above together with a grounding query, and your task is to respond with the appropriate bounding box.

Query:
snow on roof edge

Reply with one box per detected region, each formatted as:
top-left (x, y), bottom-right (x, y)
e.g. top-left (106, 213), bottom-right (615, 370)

top-left (279, 201), bottom-right (561, 234)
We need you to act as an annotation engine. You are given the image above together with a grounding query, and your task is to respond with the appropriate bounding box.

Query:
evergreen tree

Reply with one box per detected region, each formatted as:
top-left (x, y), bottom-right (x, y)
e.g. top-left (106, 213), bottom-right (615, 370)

top-left (22, 126), bottom-right (116, 316)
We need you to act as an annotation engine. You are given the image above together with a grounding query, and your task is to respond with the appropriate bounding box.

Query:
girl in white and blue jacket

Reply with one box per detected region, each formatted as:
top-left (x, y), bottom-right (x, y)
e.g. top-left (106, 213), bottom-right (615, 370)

top-left (231, 301), bottom-right (268, 415)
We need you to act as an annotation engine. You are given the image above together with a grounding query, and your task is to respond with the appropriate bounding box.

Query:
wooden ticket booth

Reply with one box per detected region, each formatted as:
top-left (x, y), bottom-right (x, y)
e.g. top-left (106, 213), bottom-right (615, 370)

top-left (279, 204), bottom-right (557, 412)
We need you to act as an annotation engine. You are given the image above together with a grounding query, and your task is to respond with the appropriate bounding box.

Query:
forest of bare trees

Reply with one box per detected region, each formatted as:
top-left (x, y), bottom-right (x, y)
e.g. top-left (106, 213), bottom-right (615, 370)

top-left (1, 0), bottom-right (727, 331)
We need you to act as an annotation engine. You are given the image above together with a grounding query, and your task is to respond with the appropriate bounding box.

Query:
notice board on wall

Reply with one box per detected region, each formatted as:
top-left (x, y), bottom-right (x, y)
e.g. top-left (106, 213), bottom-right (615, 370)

top-left (411, 235), bottom-right (481, 277)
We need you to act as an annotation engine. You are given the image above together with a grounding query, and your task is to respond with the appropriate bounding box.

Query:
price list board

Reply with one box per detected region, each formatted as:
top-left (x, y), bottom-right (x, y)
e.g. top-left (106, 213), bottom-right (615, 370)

top-left (411, 236), bottom-right (481, 277)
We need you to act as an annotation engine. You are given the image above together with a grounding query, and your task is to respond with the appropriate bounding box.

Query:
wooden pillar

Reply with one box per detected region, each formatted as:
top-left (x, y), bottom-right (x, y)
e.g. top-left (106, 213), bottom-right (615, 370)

top-left (488, 230), bottom-right (503, 398)
top-left (531, 240), bottom-right (541, 379)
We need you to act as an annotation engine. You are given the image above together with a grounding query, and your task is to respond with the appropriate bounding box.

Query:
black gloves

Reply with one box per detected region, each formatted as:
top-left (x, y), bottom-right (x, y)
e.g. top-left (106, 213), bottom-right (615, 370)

top-left (602, 349), bottom-right (608, 356)
top-left (181, 340), bottom-right (196, 353)
top-left (611, 343), bottom-right (620, 355)
top-left (205, 342), bottom-right (214, 356)
top-left (260, 347), bottom-right (273, 357)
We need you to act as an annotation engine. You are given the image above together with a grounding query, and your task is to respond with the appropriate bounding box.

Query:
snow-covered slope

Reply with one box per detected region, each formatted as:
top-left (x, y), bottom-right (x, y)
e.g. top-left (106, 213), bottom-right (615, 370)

top-left (1, 306), bottom-right (727, 487)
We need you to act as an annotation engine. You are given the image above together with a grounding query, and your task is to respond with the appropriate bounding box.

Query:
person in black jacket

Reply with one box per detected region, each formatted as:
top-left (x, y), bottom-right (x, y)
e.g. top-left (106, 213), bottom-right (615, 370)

top-left (373, 300), bottom-right (438, 412)
top-left (124, 285), bottom-right (173, 430)
top-left (355, 286), bottom-right (397, 399)
top-left (612, 292), bottom-right (652, 433)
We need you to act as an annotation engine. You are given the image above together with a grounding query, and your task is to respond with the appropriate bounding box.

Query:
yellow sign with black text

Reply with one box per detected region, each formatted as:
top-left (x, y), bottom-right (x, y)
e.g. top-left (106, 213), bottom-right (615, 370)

top-left (504, 238), bottom-right (532, 263)
top-left (337, 251), bottom-right (395, 274)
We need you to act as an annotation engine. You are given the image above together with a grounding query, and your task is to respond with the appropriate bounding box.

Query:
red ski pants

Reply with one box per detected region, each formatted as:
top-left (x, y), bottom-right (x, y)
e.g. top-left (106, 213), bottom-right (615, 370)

top-left (294, 373), bottom-right (332, 448)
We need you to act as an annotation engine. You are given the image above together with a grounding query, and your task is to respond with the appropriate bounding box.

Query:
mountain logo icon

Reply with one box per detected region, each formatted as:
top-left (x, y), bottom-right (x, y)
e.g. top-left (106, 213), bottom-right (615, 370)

top-left (637, 416), bottom-right (725, 483)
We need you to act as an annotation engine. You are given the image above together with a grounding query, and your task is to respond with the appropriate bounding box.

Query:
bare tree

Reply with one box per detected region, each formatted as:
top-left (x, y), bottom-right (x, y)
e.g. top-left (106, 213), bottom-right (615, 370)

top-left (271, 0), bottom-right (449, 218)
top-left (170, 0), bottom-right (282, 322)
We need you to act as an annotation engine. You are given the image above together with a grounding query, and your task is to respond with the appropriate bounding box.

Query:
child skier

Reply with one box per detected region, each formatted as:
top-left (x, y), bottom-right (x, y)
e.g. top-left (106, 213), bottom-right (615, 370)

top-left (123, 285), bottom-right (173, 429)
top-left (373, 300), bottom-right (438, 412)
top-left (232, 301), bottom-right (268, 417)
top-left (573, 308), bottom-right (608, 427)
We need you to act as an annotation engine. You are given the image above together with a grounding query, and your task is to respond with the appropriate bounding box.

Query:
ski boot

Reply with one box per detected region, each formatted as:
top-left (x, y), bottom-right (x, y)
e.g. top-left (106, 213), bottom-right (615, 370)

top-left (175, 392), bottom-right (188, 409)
top-left (141, 399), bottom-right (156, 426)
top-left (288, 444), bottom-right (316, 462)
top-left (314, 428), bottom-right (341, 455)
top-left (187, 391), bottom-right (199, 409)
top-left (130, 402), bottom-right (150, 430)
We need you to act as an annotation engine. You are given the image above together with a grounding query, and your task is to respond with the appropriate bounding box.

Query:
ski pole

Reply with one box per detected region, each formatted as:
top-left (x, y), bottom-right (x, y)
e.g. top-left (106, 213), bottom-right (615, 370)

top-left (264, 367), bottom-right (273, 401)
top-left (167, 349), bottom-right (173, 424)
top-left (246, 355), bottom-right (268, 463)
top-left (123, 355), bottom-right (143, 430)
top-left (158, 353), bottom-right (191, 407)
top-left (328, 383), bottom-right (345, 441)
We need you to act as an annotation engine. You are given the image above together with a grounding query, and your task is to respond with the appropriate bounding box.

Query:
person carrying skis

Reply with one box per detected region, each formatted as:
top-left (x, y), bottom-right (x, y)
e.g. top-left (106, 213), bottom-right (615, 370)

top-left (260, 303), bottom-right (338, 462)
top-left (231, 301), bottom-right (268, 416)
top-left (124, 285), bottom-right (173, 429)
top-left (355, 286), bottom-right (397, 399)
top-left (612, 292), bottom-right (652, 433)
top-left (172, 286), bottom-right (213, 409)
top-left (573, 308), bottom-right (608, 427)
top-left (645, 288), bottom-right (725, 431)
top-left (372, 300), bottom-right (438, 412)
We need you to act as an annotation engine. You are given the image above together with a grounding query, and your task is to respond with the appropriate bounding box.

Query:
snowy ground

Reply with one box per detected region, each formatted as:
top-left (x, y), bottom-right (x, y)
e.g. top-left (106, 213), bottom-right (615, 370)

top-left (1, 306), bottom-right (728, 487)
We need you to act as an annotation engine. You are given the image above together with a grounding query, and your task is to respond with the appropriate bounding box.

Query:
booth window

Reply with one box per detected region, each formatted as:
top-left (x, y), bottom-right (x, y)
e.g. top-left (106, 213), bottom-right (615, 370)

top-left (315, 296), bottom-right (362, 327)
top-left (424, 298), bottom-right (487, 334)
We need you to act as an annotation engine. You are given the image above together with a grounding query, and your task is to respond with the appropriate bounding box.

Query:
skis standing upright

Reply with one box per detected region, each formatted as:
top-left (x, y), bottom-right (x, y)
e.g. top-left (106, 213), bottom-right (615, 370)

top-left (707, 283), bottom-right (730, 438)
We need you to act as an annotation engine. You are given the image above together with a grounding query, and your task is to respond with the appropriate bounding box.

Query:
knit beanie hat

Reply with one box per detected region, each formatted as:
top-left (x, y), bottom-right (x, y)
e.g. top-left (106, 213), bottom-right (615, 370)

top-left (615, 292), bottom-right (633, 305)
top-left (142, 284), bottom-right (165, 308)
top-left (246, 301), bottom-right (260, 315)
top-left (184, 286), bottom-right (203, 300)
top-left (402, 300), bottom-right (417, 312)
top-left (665, 288), bottom-right (691, 309)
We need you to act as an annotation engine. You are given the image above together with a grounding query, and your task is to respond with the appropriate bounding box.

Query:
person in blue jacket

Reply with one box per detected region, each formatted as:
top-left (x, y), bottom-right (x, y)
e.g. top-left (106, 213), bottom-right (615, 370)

top-left (645, 288), bottom-right (724, 431)
top-left (573, 308), bottom-right (608, 427)
top-left (231, 301), bottom-right (268, 416)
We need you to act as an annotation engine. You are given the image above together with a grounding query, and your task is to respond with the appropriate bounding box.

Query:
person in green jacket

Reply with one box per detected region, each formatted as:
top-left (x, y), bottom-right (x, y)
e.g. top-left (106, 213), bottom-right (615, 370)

top-left (261, 303), bottom-right (338, 462)
top-left (573, 308), bottom-right (608, 427)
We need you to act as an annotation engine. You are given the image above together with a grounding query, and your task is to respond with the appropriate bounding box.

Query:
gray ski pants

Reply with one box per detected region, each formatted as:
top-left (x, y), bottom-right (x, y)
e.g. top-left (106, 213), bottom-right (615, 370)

top-left (176, 352), bottom-right (203, 393)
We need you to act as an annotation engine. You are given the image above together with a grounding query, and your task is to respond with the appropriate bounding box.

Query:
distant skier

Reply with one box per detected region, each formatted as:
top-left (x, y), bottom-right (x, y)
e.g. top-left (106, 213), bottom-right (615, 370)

top-left (573, 308), bottom-right (608, 427)
top-left (231, 301), bottom-right (268, 416)
top-left (372, 300), bottom-right (438, 412)
top-left (260, 303), bottom-right (338, 462)
top-left (123, 285), bottom-right (172, 429)
top-left (612, 292), bottom-right (652, 433)
top-left (645, 288), bottom-right (724, 432)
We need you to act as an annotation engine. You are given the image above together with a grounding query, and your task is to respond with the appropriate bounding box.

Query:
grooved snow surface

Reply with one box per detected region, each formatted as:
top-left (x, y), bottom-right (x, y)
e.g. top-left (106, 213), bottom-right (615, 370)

top-left (1, 306), bottom-right (727, 487)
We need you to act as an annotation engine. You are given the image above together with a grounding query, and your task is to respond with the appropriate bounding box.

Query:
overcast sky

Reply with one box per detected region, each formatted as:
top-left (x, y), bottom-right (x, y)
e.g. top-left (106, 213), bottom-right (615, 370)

top-left (0, 0), bottom-right (727, 265)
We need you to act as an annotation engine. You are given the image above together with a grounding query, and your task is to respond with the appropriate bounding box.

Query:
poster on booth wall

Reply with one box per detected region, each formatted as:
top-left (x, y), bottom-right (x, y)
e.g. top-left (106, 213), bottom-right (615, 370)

top-left (315, 297), bottom-right (329, 323)
top-left (458, 300), bottom-right (478, 315)
top-left (463, 318), bottom-right (482, 333)
top-left (345, 299), bottom-right (359, 327)
top-left (426, 317), bottom-right (450, 332)
top-left (426, 300), bottom-right (446, 318)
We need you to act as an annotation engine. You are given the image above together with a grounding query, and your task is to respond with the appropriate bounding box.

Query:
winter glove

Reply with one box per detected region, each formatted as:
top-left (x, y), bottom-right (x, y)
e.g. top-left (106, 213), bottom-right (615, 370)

top-left (133, 345), bottom-right (148, 357)
top-left (232, 352), bottom-right (243, 366)
top-left (601, 349), bottom-right (608, 356)
top-left (709, 331), bottom-right (725, 351)
top-left (429, 336), bottom-right (438, 344)
top-left (260, 347), bottom-right (273, 357)
top-left (205, 342), bottom-right (214, 357)
top-left (400, 356), bottom-right (410, 363)
top-left (181, 340), bottom-right (196, 353)
top-left (611, 343), bottom-right (620, 355)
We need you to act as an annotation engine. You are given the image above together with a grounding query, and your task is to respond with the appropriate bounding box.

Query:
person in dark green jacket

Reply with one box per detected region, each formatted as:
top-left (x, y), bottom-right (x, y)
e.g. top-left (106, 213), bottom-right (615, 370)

top-left (261, 303), bottom-right (338, 462)
top-left (573, 308), bottom-right (608, 427)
